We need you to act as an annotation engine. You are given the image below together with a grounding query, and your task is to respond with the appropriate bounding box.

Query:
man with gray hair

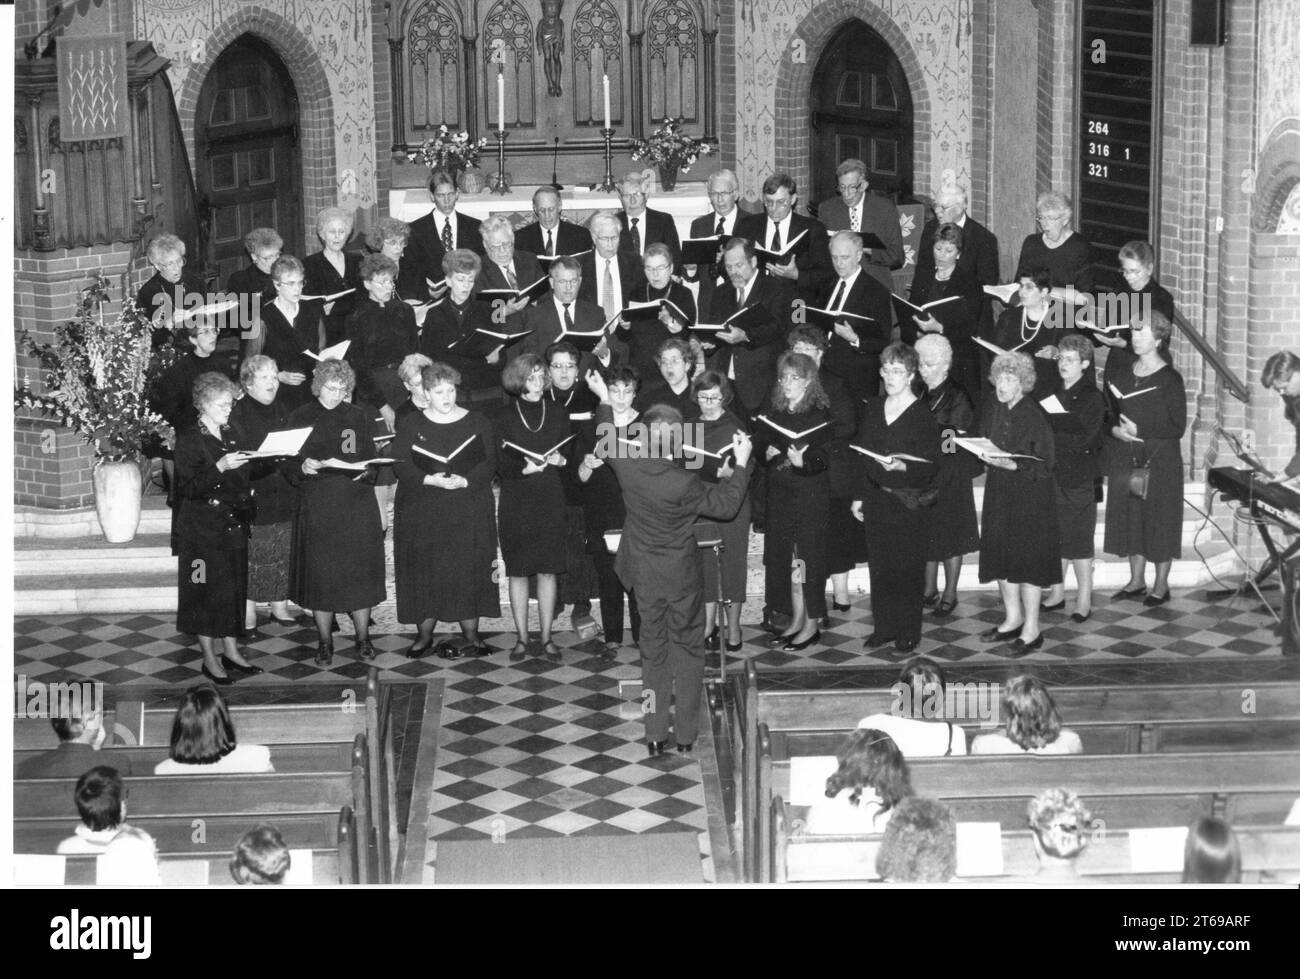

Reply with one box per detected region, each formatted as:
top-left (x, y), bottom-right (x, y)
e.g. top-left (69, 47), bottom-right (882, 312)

top-left (478, 215), bottom-right (544, 328)
top-left (616, 171), bottom-right (682, 266)
top-left (915, 180), bottom-right (1000, 289)
top-left (686, 168), bottom-right (747, 313)
top-left (816, 158), bottom-right (903, 292)
top-left (516, 186), bottom-right (590, 258)
top-left (579, 210), bottom-right (644, 323)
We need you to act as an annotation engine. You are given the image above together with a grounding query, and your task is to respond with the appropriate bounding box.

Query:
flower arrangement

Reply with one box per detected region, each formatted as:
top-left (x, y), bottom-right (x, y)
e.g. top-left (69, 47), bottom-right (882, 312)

top-left (15, 275), bottom-right (175, 463)
top-left (628, 118), bottom-right (713, 173)
top-left (409, 125), bottom-right (489, 174)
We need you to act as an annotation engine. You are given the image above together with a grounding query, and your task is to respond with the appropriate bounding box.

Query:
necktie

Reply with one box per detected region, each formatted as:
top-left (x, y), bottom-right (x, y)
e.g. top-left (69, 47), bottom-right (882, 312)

top-left (736, 286), bottom-right (744, 308)
top-left (770, 222), bottom-right (782, 254)
top-left (504, 265), bottom-right (517, 290)
top-left (630, 217), bottom-right (642, 254)
top-left (851, 205), bottom-right (860, 233)
top-left (441, 217), bottom-right (453, 253)
top-left (830, 280), bottom-right (846, 311)
top-left (563, 303), bottom-right (574, 333)
top-left (545, 230), bottom-right (554, 256)
top-left (603, 261), bottom-right (618, 322)
top-left (716, 215), bottom-right (726, 238)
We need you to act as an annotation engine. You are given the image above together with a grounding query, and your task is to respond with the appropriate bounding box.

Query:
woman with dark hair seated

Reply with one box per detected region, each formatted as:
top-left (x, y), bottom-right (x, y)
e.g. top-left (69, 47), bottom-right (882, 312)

top-left (615, 243), bottom-right (697, 379)
top-left (173, 372), bottom-right (263, 684)
top-left (806, 728), bottom-right (914, 834)
top-left (636, 336), bottom-right (702, 418)
top-left (759, 351), bottom-right (842, 651)
top-left (577, 365), bottom-right (643, 660)
top-left (1260, 351), bottom-right (1300, 487)
top-left (852, 341), bottom-right (941, 654)
top-left (230, 825), bottom-right (292, 885)
top-left (420, 248), bottom-right (503, 402)
top-left (1040, 335), bottom-right (1106, 622)
top-left (284, 359), bottom-right (388, 666)
top-left (494, 353), bottom-right (572, 663)
top-left (971, 675), bottom-right (1082, 755)
top-left (914, 335), bottom-right (980, 618)
top-left (154, 683), bottom-right (273, 774)
top-left (230, 355), bottom-right (300, 632)
top-left (857, 657), bottom-right (967, 757)
top-left (901, 222), bottom-right (984, 395)
top-left (393, 362), bottom-right (500, 659)
top-left (1104, 310), bottom-right (1187, 606)
top-left (241, 255), bottom-right (320, 411)
top-left (876, 797), bottom-right (958, 883)
top-left (1182, 817), bottom-right (1242, 884)
top-left (690, 370), bottom-right (751, 654)
top-left (1025, 788), bottom-right (1093, 882)
top-left (977, 351), bottom-right (1062, 653)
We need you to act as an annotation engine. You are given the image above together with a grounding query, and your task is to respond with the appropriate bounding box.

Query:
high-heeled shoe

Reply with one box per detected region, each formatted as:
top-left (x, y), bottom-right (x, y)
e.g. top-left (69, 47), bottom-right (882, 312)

top-left (201, 664), bottom-right (235, 686)
top-left (675, 742), bottom-right (694, 753)
top-left (921, 592), bottom-right (941, 609)
top-left (1010, 634), bottom-right (1044, 655)
top-left (782, 629), bottom-right (820, 652)
top-left (508, 641), bottom-right (529, 662)
top-left (315, 639), bottom-right (334, 666)
top-left (647, 740), bottom-right (669, 757)
top-left (863, 633), bottom-right (896, 649)
top-left (1112, 585), bottom-right (1147, 601)
top-left (356, 639), bottom-right (376, 661)
top-left (1142, 591), bottom-right (1171, 607)
top-left (768, 631), bottom-right (799, 647)
top-left (1040, 599), bottom-right (1066, 612)
top-left (221, 656), bottom-right (263, 676)
top-left (725, 639), bottom-right (744, 653)
top-left (832, 601), bottom-right (853, 612)
top-left (407, 638), bottom-right (432, 659)
top-left (933, 598), bottom-right (958, 617)
top-left (1070, 610), bottom-right (1092, 624)
top-left (463, 641), bottom-right (492, 658)
top-left (704, 626), bottom-right (720, 651)
top-left (542, 640), bottom-right (562, 662)
top-left (980, 624), bottom-right (1022, 643)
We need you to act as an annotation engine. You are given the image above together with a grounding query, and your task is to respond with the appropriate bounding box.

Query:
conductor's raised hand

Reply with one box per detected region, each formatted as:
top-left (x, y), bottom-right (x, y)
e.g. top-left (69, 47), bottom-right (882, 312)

top-left (731, 430), bottom-right (754, 467)
top-left (585, 369), bottom-right (610, 403)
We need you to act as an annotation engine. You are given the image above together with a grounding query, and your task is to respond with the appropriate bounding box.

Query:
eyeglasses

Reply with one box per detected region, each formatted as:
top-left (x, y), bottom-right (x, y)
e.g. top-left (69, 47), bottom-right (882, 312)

top-left (644, 264), bottom-right (671, 274)
top-left (485, 240), bottom-right (513, 251)
top-left (1036, 213), bottom-right (1068, 225)
top-left (764, 197), bottom-right (793, 208)
top-left (696, 393), bottom-right (723, 404)
top-left (157, 257), bottom-right (185, 270)
top-left (594, 234), bottom-right (621, 243)
top-left (837, 182), bottom-right (864, 194)
top-left (321, 383), bottom-right (349, 395)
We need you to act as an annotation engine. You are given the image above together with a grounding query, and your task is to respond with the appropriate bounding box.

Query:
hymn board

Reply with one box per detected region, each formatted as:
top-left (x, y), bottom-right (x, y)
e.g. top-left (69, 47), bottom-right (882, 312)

top-left (1076, 0), bottom-right (1161, 268)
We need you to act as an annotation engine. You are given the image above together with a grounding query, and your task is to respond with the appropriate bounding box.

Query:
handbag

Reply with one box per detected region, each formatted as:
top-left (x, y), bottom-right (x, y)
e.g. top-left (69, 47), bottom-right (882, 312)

top-left (1128, 447), bottom-right (1150, 500)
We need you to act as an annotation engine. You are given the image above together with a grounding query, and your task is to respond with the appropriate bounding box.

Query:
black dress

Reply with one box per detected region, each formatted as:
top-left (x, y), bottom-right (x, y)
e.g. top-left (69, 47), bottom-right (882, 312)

top-left (978, 397), bottom-right (1062, 587)
top-left (635, 380), bottom-right (699, 419)
top-left (284, 400), bottom-right (387, 611)
top-left (902, 267), bottom-right (984, 397)
top-left (1099, 278), bottom-right (1177, 387)
top-left (229, 395), bottom-right (299, 601)
top-left (693, 411), bottom-right (752, 604)
top-left (548, 384), bottom-right (601, 606)
top-left (173, 424), bottom-right (252, 638)
top-left (392, 409), bottom-right (500, 622)
top-left (821, 372), bottom-right (864, 576)
top-left (1015, 233), bottom-right (1095, 294)
top-left (990, 303), bottom-right (1082, 399)
top-left (494, 396), bottom-right (570, 576)
top-left (1050, 378), bottom-right (1106, 559)
top-left (614, 281), bottom-right (697, 382)
top-left (245, 300), bottom-right (323, 411)
top-left (853, 397), bottom-right (942, 644)
top-left (1103, 361), bottom-right (1186, 563)
top-left (137, 270), bottom-right (207, 349)
top-left (578, 411), bottom-right (642, 644)
top-left (344, 296), bottom-right (419, 413)
top-left (419, 296), bottom-right (502, 395)
top-left (303, 250), bottom-right (362, 346)
top-left (923, 379), bottom-right (981, 561)
top-left (150, 351), bottom-right (228, 454)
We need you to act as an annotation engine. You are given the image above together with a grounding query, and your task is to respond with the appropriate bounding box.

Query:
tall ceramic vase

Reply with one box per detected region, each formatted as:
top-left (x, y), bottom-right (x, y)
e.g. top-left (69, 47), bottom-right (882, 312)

top-left (658, 163), bottom-right (680, 192)
top-left (94, 459), bottom-right (143, 543)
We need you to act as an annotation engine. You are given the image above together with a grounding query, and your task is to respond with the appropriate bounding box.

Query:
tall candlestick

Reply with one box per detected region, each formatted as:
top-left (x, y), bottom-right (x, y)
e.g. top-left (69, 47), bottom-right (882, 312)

top-left (497, 69), bottom-right (505, 133)
top-left (603, 74), bottom-right (611, 131)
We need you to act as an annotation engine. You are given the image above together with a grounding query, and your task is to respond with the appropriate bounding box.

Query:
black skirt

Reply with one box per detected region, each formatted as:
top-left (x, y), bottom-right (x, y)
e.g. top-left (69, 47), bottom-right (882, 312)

top-left (177, 544), bottom-right (247, 638)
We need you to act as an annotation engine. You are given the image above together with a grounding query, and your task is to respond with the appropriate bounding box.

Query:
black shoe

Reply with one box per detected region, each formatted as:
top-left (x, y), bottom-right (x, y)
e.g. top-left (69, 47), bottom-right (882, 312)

top-left (598, 642), bottom-right (619, 662)
top-left (270, 612), bottom-right (306, 627)
top-left (647, 740), bottom-right (669, 757)
top-left (704, 626), bottom-right (720, 650)
top-left (782, 629), bottom-right (820, 652)
top-left (768, 631), bottom-right (798, 647)
top-left (762, 611), bottom-right (792, 634)
top-left (933, 598), bottom-right (958, 617)
top-left (980, 625), bottom-right (1022, 643)
top-left (921, 592), bottom-right (941, 609)
top-left (508, 641), bottom-right (529, 662)
top-left (725, 639), bottom-right (744, 652)
top-left (221, 656), bottom-right (264, 676)
top-left (573, 602), bottom-right (592, 619)
top-left (832, 601), bottom-right (853, 612)
top-left (315, 639), bottom-right (334, 666)
top-left (1010, 634), bottom-right (1044, 655)
top-left (356, 639), bottom-right (376, 661)
top-left (1112, 586), bottom-right (1147, 601)
top-left (819, 616), bottom-right (832, 630)
top-left (407, 639), bottom-right (432, 659)
top-left (1142, 591), bottom-right (1171, 607)
top-left (1040, 599), bottom-right (1066, 612)
top-left (542, 640), bottom-right (562, 662)
top-left (1070, 611), bottom-right (1092, 624)
top-left (675, 742), bottom-right (694, 753)
top-left (863, 633), bottom-right (896, 649)
top-left (463, 641), bottom-right (492, 658)
top-left (201, 664), bottom-right (235, 686)
top-left (894, 637), bottom-right (918, 653)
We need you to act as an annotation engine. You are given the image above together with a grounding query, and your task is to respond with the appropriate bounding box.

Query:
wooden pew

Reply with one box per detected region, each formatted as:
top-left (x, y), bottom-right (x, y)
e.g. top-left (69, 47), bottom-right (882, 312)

top-left (15, 810), bottom-right (343, 856)
top-left (770, 798), bottom-right (1300, 883)
top-left (15, 740), bottom-right (357, 775)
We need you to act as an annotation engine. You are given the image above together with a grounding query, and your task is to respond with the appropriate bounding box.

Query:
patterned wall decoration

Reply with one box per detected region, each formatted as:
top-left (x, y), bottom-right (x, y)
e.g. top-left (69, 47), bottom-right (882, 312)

top-left (1257, 0), bottom-right (1300, 152)
top-left (408, 0), bottom-right (463, 132)
top-left (131, 0), bottom-right (377, 208)
top-left (571, 0), bottom-right (624, 127)
top-left (483, 0), bottom-right (538, 129)
top-left (646, 0), bottom-right (701, 123)
top-left (57, 34), bottom-right (130, 141)
top-left (731, 0), bottom-right (971, 201)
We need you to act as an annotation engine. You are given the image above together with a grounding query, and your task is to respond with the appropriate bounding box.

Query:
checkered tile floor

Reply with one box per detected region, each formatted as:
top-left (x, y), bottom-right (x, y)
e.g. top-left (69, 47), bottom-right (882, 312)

top-left (12, 586), bottom-right (1287, 884)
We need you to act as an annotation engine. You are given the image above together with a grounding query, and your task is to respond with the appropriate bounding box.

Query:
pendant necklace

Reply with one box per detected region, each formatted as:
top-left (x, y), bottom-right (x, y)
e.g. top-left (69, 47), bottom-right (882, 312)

top-left (518, 396), bottom-right (546, 433)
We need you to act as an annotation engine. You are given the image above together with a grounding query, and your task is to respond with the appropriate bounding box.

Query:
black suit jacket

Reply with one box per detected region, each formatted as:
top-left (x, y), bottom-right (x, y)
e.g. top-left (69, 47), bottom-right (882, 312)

top-left (618, 208), bottom-right (681, 266)
top-left (516, 297), bottom-right (608, 366)
top-left (398, 210), bottom-right (484, 301)
top-left (16, 741), bottom-right (136, 779)
top-left (817, 272), bottom-right (892, 402)
top-left (515, 219), bottom-right (590, 259)
top-left (687, 208), bottom-right (746, 315)
top-left (578, 250), bottom-right (646, 309)
top-left (706, 273), bottom-right (796, 413)
top-left (736, 211), bottom-right (835, 302)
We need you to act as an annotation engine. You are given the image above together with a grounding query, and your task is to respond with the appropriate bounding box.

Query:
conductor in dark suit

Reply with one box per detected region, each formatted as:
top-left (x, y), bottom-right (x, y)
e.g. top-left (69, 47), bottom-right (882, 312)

top-left (617, 171), bottom-right (682, 267)
top-left (15, 707), bottom-right (135, 779)
top-left (515, 186), bottom-right (590, 258)
top-left (685, 168), bottom-right (748, 317)
top-left (816, 159), bottom-right (904, 293)
top-left (818, 231), bottom-right (893, 401)
top-left (706, 237), bottom-right (796, 417)
top-left (398, 169), bottom-right (484, 302)
top-left (588, 374), bottom-right (755, 755)
top-left (737, 173), bottom-right (834, 303)
top-left (515, 255), bottom-right (609, 367)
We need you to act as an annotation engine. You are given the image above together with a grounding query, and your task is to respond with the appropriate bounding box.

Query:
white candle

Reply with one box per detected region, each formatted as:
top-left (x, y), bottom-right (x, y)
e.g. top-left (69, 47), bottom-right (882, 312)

top-left (497, 69), bottom-right (505, 133)
top-left (603, 74), bottom-right (611, 130)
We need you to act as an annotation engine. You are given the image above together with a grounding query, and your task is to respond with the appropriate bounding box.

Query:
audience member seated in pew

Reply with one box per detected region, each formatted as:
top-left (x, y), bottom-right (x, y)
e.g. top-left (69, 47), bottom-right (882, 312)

top-left (971, 676), bottom-right (1083, 756)
top-left (875, 796), bottom-right (957, 883)
top-left (57, 766), bottom-right (147, 855)
top-left (858, 658), bottom-right (968, 757)
top-left (230, 824), bottom-right (291, 885)
top-left (154, 684), bottom-right (274, 775)
top-left (17, 704), bottom-right (134, 778)
top-left (1183, 817), bottom-right (1241, 884)
top-left (806, 730), bottom-right (914, 835)
top-left (1026, 787), bottom-right (1092, 883)
top-left (98, 826), bottom-right (162, 886)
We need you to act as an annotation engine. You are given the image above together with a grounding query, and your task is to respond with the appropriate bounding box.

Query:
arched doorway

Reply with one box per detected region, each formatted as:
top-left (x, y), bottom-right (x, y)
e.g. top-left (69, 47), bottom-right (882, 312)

top-left (195, 35), bottom-right (302, 284)
top-left (810, 21), bottom-right (913, 206)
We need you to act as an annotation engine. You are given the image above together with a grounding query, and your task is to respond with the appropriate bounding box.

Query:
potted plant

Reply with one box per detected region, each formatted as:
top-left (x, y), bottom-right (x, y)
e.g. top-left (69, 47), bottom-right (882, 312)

top-left (629, 117), bottom-right (713, 192)
top-left (409, 125), bottom-right (490, 193)
top-left (15, 275), bottom-right (175, 542)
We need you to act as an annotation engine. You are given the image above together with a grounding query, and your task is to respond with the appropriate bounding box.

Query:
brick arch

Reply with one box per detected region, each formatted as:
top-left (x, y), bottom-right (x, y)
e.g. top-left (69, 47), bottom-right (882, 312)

top-left (177, 7), bottom-right (337, 253)
top-left (772, 0), bottom-right (931, 211)
top-left (1253, 125), bottom-right (1300, 233)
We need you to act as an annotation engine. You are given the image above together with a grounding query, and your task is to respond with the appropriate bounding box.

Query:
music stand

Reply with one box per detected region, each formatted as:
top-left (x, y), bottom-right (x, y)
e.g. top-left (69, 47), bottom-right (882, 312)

top-left (696, 535), bottom-right (730, 683)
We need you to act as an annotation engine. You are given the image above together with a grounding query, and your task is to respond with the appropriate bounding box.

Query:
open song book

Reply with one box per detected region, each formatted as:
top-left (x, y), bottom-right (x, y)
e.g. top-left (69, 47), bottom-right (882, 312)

top-left (953, 437), bottom-right (1042, 462)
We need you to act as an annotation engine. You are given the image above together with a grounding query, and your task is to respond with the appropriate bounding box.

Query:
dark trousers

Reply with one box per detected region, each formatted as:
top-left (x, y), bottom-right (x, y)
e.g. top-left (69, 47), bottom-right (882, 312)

top-left (592, 548), bottom-right (640, 644)
top-left (636, 588), bottom-right (706, 743)
top-left (863, 488), bottom-right (929, 642)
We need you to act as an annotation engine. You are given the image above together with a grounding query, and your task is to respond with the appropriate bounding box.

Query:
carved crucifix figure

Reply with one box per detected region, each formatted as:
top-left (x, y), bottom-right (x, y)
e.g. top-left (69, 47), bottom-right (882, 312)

top-left (537, 0), bottom-right (565, 97)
